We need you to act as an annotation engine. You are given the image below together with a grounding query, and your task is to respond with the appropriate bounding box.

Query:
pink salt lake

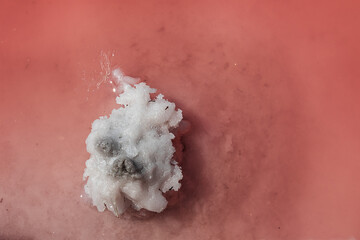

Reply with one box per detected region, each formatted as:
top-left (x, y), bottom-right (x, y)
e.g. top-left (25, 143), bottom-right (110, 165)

top-left (1, 0), bottom-right (360, 239)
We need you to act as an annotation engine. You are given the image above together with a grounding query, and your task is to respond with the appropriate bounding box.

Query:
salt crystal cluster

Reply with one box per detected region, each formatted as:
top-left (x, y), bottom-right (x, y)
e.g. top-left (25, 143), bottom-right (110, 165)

top-left (83, 70), bottom-right (183, 217)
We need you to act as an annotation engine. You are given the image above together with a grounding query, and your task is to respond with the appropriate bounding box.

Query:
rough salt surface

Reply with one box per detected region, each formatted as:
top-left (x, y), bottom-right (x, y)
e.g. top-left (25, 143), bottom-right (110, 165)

top-left (83, 71), bottom-right (183, 217)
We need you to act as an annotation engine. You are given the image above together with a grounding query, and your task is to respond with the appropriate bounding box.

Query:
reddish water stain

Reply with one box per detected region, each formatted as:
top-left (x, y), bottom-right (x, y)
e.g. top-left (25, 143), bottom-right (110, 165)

top-left (1, 0), bottom-right (360, 239)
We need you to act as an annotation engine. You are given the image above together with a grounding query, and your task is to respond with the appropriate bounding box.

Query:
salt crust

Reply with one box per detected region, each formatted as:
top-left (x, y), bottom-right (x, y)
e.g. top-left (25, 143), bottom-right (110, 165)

top-left (83, 70), bottom-right (183, 216)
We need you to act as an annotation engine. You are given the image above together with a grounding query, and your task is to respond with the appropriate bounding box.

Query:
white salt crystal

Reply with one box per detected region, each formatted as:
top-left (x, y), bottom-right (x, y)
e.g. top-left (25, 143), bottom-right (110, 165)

top-left (83, 69), bottom-right (183, 216)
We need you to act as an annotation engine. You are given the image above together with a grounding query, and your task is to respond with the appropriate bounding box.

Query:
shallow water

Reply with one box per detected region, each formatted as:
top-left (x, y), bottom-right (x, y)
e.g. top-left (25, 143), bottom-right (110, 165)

top-left (1, 0), bottom-right (360, 239)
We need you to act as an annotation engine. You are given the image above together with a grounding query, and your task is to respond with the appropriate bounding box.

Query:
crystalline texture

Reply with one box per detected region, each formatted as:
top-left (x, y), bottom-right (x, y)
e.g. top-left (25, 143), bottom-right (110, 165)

top-left (83, 74), bottom-right (183, 217)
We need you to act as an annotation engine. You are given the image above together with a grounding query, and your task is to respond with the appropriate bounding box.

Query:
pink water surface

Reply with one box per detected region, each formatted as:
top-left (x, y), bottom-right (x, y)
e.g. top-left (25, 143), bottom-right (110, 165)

top-left (1, 0), bottom-right (360, 239)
